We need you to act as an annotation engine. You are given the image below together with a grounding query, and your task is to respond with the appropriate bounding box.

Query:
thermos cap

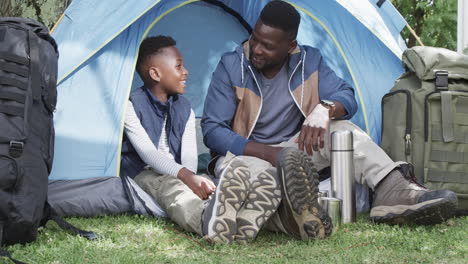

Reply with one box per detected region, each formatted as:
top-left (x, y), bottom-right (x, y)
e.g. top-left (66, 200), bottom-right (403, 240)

top-left (331, 130), bottom-right (353, 151)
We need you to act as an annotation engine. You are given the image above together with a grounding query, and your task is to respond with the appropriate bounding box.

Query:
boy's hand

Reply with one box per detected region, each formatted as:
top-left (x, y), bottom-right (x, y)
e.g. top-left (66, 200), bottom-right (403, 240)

top-left (177, 168), bottom-right (216, 200)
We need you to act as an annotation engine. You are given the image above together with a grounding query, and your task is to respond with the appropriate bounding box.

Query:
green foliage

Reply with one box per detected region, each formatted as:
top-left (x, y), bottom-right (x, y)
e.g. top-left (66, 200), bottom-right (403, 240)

top-left (1, 0), bottom-right (458, 50)
top-left (2, 215), bottom-right (468, 263)
top-left (391, 0), bottom-right (457, 50)
top-left (0, 0), bottom-right (70, 30)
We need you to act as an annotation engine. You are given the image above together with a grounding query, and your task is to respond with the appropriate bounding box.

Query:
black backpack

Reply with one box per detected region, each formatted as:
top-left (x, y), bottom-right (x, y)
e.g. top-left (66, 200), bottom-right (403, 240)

top-left (0, 18), bottom-right (96, 263)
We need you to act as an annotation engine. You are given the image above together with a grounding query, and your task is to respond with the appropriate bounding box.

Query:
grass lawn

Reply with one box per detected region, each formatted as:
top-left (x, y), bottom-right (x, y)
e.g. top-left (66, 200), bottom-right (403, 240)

top-left (3, 214), bottom-right (467, 264)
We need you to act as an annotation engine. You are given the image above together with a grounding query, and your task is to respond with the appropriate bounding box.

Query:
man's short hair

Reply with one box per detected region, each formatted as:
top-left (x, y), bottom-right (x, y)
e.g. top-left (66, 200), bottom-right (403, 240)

top-left (259, 1), bottom-right (300, 39)
top-left (136, 35), bottom-right (176, 80)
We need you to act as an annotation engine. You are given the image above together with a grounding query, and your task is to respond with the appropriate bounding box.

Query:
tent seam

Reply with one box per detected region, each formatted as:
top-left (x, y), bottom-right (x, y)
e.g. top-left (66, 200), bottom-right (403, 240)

top-left (336, 1), bottom-right (404, 59)
top-left (56, 0), bottom-right (165, 85)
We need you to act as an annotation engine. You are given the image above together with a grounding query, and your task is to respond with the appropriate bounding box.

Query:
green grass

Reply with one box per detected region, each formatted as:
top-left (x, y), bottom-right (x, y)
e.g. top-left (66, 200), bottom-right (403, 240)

top-left (2, 214), bottom-right (467, 264)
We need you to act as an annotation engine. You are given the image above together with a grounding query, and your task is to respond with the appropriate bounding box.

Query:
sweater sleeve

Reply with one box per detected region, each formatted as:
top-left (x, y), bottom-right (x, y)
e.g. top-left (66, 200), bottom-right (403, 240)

top-left (180, 110), bottom-right (198, 173)
top-left (124, 101), bottom-right (183, 177)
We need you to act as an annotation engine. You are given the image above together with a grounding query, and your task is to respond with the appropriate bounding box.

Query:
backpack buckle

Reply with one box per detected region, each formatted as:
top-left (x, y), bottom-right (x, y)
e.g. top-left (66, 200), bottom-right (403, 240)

top-left (435, 71), bottom-right (449, 90)
top-left (9, 141), bottom-right (24, 158)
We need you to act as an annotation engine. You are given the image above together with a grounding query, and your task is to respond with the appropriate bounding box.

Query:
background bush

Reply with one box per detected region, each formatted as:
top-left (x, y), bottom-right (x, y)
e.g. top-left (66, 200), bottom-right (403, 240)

top-left (0, 0), bottom-right (460, 51)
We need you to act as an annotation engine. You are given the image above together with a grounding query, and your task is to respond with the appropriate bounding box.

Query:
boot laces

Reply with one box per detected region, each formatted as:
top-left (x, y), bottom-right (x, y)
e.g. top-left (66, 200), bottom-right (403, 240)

top-left (399, 163), bottom-right (427, 189)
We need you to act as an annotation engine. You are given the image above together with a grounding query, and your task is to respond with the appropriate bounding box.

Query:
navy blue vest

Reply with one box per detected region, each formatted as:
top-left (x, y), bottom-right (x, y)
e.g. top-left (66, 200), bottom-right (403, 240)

top-left (120, 87), bottom-right (191, 178)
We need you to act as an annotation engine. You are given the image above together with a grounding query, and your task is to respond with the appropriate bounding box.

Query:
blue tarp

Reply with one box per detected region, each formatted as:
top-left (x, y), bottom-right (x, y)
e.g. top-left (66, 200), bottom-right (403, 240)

top-left (50, 0), bottom-right (407, 180)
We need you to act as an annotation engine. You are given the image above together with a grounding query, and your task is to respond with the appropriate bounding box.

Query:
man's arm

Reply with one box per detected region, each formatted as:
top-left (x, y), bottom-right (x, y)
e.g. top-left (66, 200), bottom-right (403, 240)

top-left (297, 50), bottom-right (358, 155)
top-left (201, 57), bottom-right (249, 156)
top-left (243, 142), bottom-right (283, 167)
top-left (317, 53), bottom-right (357, 119)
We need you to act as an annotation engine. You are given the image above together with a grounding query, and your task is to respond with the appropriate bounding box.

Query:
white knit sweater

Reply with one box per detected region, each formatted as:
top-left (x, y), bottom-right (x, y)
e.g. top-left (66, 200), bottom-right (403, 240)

top-left (124, 101), bottom-right (198, 177)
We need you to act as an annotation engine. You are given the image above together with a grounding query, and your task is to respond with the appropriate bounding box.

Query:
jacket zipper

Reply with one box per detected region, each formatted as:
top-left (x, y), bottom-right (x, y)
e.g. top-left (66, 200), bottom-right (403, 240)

top-left (287, 60), bottom-right (305, 117)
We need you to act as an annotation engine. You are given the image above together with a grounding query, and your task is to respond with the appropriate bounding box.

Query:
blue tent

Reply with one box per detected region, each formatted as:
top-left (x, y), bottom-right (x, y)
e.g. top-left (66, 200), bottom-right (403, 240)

top-left (50, 0), bottom-right (407, 180)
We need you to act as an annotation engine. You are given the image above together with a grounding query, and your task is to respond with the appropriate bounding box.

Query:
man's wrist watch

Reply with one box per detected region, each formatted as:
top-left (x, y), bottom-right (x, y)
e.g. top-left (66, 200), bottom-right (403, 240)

top-left (320, 99), bottom-right (336, 119)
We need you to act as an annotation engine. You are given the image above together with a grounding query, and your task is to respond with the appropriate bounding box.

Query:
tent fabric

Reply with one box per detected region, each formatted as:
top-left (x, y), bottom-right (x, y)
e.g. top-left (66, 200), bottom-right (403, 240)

top-left (50, 0), bottom-right (407, 180)
top-left (48, 177), bottom-right (167, 217)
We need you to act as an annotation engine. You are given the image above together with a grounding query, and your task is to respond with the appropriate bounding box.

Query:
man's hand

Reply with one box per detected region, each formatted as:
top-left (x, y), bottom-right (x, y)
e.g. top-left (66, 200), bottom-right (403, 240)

top-left (177, 168), bottom-right (216, 200)
top-left (296, 104), bottom-right (330, 155)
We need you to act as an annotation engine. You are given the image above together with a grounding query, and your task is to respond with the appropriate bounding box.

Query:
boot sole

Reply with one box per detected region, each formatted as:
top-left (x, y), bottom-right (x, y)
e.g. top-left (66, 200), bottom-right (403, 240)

top-left (235, 171), bottom-right (282, 244)
top-left (204, 159), bottom-right (250, 243)
top-left (370, 198), bottom-right (457, 225)
top-left (277, 148), bottom-right (333, 240)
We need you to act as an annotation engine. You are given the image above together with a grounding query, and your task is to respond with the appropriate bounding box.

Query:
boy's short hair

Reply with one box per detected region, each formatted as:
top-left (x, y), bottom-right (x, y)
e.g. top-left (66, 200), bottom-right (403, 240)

top-left (136, 35), bottom-right (176, 82)
top-left (260, 1), bottom-right (300, 40)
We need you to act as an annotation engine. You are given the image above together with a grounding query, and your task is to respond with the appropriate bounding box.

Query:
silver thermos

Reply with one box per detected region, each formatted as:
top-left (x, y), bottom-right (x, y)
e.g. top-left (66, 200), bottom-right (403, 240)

top-left (331, 130), bottom-right (356, 223)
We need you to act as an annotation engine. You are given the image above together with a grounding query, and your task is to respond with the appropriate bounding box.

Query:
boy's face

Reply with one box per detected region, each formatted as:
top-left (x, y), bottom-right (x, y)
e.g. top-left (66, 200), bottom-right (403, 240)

top-left (149, 46), bottom-right (188, 95)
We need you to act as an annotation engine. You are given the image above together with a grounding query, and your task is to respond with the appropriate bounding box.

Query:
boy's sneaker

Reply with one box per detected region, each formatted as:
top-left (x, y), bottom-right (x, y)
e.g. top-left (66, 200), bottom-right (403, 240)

top-left (370, 164), bottom-right (458, 225)
top-left (234, 170), bottom-right (282, 244)
top-left (276, 147), bottom-right (332, 240)
top-left (202, 158), bottom-right (250, 243)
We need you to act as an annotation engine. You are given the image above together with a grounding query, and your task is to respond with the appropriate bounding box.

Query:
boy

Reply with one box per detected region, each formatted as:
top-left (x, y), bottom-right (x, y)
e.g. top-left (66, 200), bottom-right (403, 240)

top-left (120, 36), bottom-right (281, 243)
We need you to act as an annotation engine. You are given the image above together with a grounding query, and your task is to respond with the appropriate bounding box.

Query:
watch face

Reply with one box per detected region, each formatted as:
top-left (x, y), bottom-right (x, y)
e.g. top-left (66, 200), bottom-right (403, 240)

top-left (321, 100), bottom-right (334, 106)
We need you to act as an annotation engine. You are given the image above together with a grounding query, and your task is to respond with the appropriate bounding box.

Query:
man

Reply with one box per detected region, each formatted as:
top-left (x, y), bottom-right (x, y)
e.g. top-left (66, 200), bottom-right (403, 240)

top-left (202, 1), bottom-right (457, 240)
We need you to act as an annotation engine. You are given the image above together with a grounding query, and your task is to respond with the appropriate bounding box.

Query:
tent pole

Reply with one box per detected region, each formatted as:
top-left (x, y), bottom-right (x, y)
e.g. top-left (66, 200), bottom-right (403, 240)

top-left (405, 23), bottom-right (424, 46)
top-left (50, 13), bottom-right (65, 33)
top-left (459, 0), bottom-right (467, 54)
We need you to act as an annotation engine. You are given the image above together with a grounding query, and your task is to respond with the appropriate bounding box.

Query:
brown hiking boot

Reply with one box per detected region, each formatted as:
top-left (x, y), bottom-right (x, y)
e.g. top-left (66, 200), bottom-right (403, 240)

top-left (275, 148), bottom-right (332, 240)
top-left (370, 165), bottom-right (458, 225)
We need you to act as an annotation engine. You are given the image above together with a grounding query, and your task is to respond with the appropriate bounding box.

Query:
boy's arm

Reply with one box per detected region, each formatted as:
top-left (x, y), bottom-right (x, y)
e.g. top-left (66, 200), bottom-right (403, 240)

top-left (179, 109), bottom-right (216, 199)
top-left (125, 101), bottom-right (183, 176)
top-left (180, 109), bottom-right (198, 173)
top-left (125, 102), bottom-right (215, 199)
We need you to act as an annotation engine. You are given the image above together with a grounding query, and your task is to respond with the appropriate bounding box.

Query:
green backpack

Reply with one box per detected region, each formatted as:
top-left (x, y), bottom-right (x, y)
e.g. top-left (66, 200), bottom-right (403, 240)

top-left (381, 46), bottom-right (468, 214)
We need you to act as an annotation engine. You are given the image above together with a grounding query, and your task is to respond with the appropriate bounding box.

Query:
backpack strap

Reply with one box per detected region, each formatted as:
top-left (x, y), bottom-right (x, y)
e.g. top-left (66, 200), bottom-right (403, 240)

top-left (0, 77), bottom-right (28, 91)
top-left (440, 91), bottom-right (454, 142)
top-left (0, 105), bottom-right (24, 117)
top-left (0, 63), bottom-right (28, 77)
top-left (0, 52), bottom-right (29, 65)
top-left (0, 222), bottom-right (27, 264)
top-left (427, 169), bottom-right (468, 184)
top-left (45, 203), bottom-right (99, 241)
top-left (435, 71), bottom-right (455, 142)
top-left (0, 248), bottom-right (27, 264)
top-left (28, 30), bottom-right (41, 101)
